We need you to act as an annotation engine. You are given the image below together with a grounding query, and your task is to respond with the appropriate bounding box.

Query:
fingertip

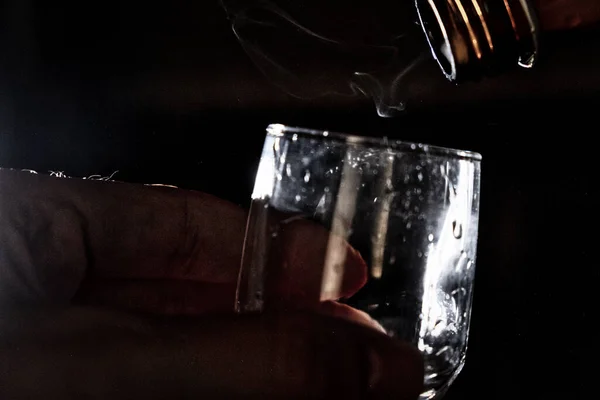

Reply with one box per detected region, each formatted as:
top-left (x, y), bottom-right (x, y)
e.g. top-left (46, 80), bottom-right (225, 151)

top-left (341, 244), bottom-right (369, 298)
top-left (367, 338), bottom-right (424, 400)
top-left (316, 301), bottom-right (386, 334)
top-left (266, 313), bottom-right (424, 400)
top-left (266, 219), bottom-right (368, 306)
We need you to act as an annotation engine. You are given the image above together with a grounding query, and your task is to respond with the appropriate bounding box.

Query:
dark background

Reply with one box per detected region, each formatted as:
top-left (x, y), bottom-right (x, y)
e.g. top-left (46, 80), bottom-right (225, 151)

top-left (0, 1), bottom-right (596, 398)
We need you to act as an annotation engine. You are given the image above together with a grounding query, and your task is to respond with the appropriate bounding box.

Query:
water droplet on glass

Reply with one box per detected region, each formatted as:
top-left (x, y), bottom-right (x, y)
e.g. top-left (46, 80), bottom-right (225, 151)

top-left (410, 143), bottom-right (417, 150)
top-left (276, 172), bottom-right (283, 181)
top-left (324, 187), bottom-right (330, 193)
top-left (406, 222), bottom-right (412, 230)
top-left (323, 131), bottom-right (329, 137)
top-left (303, 170), bottom-right (311, 183)
top-left (417, 172), bottom-right (424, 182)
top-left (302, 157), bottom-right (310, 166)
top-left (295, 194), bottom-right (301, 202)
top-left (428, 233), bottom-right (434, 242)
top-left (413, 205), bottom-right (420, 212)
top-left (292, 134), bottom-right (298, 142)
top-left (389, 254), bottom-right (396, 264)
top-left (466, 259), bottom-right (473, 270)
top-left (286, 164), bottom-right (292, 177)
top-left (455, 250), bottom-right (471, 272)
top-left (417, 251), bottom-right (423, 258)
top-left (452, 221), bottom-right (463, 238)
top-left (416, 165), bottom-right (422, 171)
top-left (373, 197), bottom-right (378, 203)
top-left (403, 200), bottom-right (410, 209)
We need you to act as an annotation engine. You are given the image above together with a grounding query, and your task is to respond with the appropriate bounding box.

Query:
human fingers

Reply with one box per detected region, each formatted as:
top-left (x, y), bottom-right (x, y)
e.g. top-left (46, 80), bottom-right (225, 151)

top-left (0, 306), bottom-right (423, 400)
top-left (0, 169), bottom-right (366, 313)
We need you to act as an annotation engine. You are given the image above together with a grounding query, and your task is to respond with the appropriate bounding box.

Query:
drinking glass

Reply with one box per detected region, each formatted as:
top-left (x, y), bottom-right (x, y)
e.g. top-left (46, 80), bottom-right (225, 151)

top-left (236, 124), bottom-right (481, 399)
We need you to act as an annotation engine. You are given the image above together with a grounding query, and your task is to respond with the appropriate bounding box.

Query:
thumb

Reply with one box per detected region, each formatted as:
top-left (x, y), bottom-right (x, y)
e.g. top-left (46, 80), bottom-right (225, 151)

top-left (0, 307), bottom-right (423, 400)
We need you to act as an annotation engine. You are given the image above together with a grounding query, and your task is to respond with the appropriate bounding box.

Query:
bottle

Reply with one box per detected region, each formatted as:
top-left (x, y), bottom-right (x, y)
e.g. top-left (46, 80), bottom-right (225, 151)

top-left (220, 0), bottom-right (600, 113)
top-left (415, 0), bottom-right (600, 82)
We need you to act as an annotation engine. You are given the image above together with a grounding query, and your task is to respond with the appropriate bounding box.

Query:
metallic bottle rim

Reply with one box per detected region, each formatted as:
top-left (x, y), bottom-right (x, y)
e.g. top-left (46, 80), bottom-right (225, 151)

top-left (415, 0), bottom-right (539, 82)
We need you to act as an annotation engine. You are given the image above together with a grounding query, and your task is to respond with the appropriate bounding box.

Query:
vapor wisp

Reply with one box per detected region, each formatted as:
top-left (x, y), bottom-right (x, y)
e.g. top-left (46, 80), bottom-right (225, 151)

top-left (221, 0), bottom-right (427, 117)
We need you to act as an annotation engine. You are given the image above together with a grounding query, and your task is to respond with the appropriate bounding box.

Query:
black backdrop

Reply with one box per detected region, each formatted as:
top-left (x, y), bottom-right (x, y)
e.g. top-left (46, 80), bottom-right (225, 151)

top-left (1, 1), bottom-right (597, 399)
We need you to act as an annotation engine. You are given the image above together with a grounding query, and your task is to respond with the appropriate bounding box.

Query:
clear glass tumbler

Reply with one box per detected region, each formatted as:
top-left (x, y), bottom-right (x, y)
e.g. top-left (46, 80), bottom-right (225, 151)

top-left (237, 124), bottom-right (481, 399)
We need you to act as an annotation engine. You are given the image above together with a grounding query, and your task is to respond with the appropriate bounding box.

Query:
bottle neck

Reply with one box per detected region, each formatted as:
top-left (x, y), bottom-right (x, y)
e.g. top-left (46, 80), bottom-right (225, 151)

top-left (416, 0), bottom-right (600, 82)
top-left (415, 0), bottom-right (539, 82)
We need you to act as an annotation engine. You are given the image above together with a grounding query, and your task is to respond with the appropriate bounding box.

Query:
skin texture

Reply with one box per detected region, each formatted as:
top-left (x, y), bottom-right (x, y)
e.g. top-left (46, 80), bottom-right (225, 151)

top-left (0, 168), bottom-right (424, 399)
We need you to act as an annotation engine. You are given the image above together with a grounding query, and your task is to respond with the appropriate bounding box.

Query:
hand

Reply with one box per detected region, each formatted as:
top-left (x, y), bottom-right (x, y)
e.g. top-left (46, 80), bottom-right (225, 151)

top-left (0, 168), bottom-right (423, 399)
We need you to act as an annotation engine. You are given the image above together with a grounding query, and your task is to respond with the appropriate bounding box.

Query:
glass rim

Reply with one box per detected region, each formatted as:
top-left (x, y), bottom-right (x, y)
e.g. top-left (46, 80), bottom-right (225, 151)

top-left (267, 123), bottom-right (482, 161)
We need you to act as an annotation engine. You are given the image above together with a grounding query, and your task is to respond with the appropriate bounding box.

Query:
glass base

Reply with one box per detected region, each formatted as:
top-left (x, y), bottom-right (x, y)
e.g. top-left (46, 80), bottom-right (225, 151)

top-left (420, 361), bottom-right (465, 399)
